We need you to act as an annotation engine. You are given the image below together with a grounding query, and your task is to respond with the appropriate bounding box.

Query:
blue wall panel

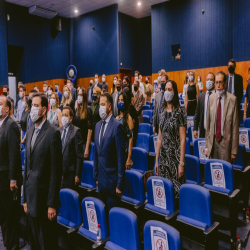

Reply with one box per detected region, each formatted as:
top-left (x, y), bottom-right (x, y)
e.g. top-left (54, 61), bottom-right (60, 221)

top-left (0, 0), bottom-right (8, 86)
top-left (152, 0), bottom-right (233, 73)
top-left (233, 0), bottom-right (250, 61)
top-left (72, 4), bottom-right (119, 78)
top-left (6, 3), bottom-right (70, 83)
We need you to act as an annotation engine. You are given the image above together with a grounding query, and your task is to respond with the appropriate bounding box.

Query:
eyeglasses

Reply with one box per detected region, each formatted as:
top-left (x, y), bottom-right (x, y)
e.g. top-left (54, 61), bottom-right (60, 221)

top-left (215, 81), bottom-right (224, 85)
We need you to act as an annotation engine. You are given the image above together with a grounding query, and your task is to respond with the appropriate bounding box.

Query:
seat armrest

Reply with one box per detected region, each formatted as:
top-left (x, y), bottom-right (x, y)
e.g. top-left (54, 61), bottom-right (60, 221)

top-left (87, 187), bottom-right (97, 192)
top-left (66, 226), bottom-right (80, 235)
top-left (204, 222), bottom-right (220, 235)
top-left (243, 166), bottom-right (250, 173)
top-left (165, 210), bottom-right (179, 221)
top-left (134, 201), bottom-right (146, 210)
top-left (176, 218), bottom-right (205, 231)
top-left (92, 236), bottom-right (110, 249)
top-left (229, 189), bottom-right (240, 199)
top-left (198, 182), bottom-right (205, 186)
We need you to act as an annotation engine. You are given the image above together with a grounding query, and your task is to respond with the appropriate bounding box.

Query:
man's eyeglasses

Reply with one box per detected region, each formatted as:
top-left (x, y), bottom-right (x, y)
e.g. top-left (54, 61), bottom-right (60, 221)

top-left (215, 81), bottom-right (225, 85)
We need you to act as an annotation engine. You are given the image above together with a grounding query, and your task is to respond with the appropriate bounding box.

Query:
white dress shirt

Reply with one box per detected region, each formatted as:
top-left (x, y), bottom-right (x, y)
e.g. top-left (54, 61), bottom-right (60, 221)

top-left (215, 92), bottom-right (225, 136)
top-left (204, 90), bottom-right (215, 130)
top-left (99, 114), bottom-right (112, 145)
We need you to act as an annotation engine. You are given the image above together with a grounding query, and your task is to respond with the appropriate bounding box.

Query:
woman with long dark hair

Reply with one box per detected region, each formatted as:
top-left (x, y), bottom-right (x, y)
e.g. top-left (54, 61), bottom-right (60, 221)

top-left (73, 87), bottom-right (93, 158)
top-left (123, 76), bottom-right (134, 103)
top-left (155, 80), bottom-right (187, 199)
top-left (116, 92), bottom-right (134, 169)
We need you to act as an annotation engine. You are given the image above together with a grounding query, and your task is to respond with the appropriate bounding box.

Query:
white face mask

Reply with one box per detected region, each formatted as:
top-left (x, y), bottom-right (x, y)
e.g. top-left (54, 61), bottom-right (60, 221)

top-left (95, 78), bottom-right (98, 83)
top-left (189, 75), bottom-right (194, 82)
top-left (50, 99), bottom-right (56, 107)
top-left (0, 106), bottom-right (2, 117)
top-left (43, 87), bottom-right (47, 92)
top-left (164, 90), bottom-right (174, 102)
top-left (48, 90), bottom-right (52, 96)
top-left (102, 77), bottom-right (105, 82)
top-left (99, 105), bottom-right (108, 120)
top-left (19, 92), bottom-right (24, 99)
top-left (64, 91), bottom-right (69, 98)
top-left (77, 96), bottom-right (83, 104)
top-left (135, 77), bottom-right (138, 81)
top-left (67, 83), bottom-right (71, 88)
top-left (114, 80), bottom-right (117, 85)
top-left (30, 106), bottom-right (42, 123)
top-left (61, 116), bottom-right (69, 128)
top-left (197, 78), bottom-right (200, 82)
top-left (158, 76), bottom-right (161, 81)
top-left (206, 81), bottom-right (214, 91)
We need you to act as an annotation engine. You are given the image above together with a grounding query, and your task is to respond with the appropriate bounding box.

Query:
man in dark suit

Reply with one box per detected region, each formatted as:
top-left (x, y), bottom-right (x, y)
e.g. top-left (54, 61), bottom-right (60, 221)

top-left (91, 74), bottom-right (102, 96)
top-left (67, 78), bottom-right (77, 104)
top-left (3, 85), bottom-right (14, 104)
top-left (88, 80), bottom-right (93, 105)
top-left (194, 72), bottom-right (216, 138)
top-left (91, 86), bottom-right (101, 142)
top-left (101, 74), bottom-right (109, 93)
top-left (226, 59), bottom-right (243, 114)
top-left (112, 79), bottom-right (122, 117)
top-left (93, 93), bottom-right (126, 214)
top-left (23, 93), bottom-right (63, 250)
top-left (15, 81), bottom-right (23, 110)
top-left (59, 106), bottom-right (84, 189)
top-left (0, 95), bottom-right (21, 250)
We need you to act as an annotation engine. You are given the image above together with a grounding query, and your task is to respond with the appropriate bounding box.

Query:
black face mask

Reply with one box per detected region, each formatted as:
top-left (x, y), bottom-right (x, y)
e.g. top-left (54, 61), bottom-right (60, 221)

top-left (161, 83), bottom-right (165, 91)
top-left (228, 66), bottom-right (235, 74)
top-left (3, 92), bottom-right (7, 97)
top-left (145, 81), bottom-right (148, 84)
top-left (28, 99), bottom-right (32, 108)
top-left (134, 86), bottom-right (138, 92)
top-left (186, 76), bottom-right (188, 82)
top-left (117, 87), bottom-right (121, 92)
top-left (90, 83), bottom-right (92, 87)
top-left (123, 83), bottom-right (127, 89)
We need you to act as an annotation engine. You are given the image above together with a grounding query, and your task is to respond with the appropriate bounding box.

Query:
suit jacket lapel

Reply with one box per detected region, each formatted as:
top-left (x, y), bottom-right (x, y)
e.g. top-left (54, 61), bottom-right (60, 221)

top-left (27, 126), bottom-right (34, 155)
top-left (95, 121), bottom-right (101, 153)
top-left (62, 124), bottom-right (73, 153)
top-left (31, 120), bottom-right (48, 153)
top-left (223, 93), bottom-right (229, 128)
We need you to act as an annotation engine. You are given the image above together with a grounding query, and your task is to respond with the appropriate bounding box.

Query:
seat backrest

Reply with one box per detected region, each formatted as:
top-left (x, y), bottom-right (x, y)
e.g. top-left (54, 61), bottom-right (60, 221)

top-left (80, 161), bottom-right (96, 187)
top-left (122, 170), bottom-right (145, 204)
top-left (143, 110), bottom-right (153, 120)
top-left (89, 142), bottom-right (95, 161)
top-left (109, 207), bottom-right (141, 250)
top-left (179, 184), bottom-right (213, 227)
top-left (146, 101), bottom-right (150, 105)
top-left (149, 134), bottom-right (158, 153)
top-left (136, 133), bottom-right (150, 152)
top-left (82, 197), bottom-right (108, 240)
top-left (143, 105), bottom-right (150, 110)
top-left (234, 144), bottom-right (246, 170)
top-left (131, 147), bottom-right (149, 173)
top-left (205, 159), bottom-right (234, 193)
top-left (185, 155), bottom-right (201, 184)
top-left (138, 123), bottom-right (153, 135)
top-left (239, 128), bottom-right (250, 149)
top-left (194, 138), bottom-right (206, 160)
top-left (59, 189), bottom-right (82, 227)
top-left (144, 220), bottom-right (181, 250)
top-left (187, 126), bottom-right (194, 143)
top-left (147, 176), bottom-right (175, 213)
top-left (185, 137), bottom-right (191, 155)
top-left (143, 115), bottom-right (150, 124)
top-left (243, 118), bottom-right (250, 128)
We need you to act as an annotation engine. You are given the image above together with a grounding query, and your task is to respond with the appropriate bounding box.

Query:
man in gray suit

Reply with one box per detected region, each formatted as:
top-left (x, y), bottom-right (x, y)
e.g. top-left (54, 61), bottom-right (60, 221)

top-left (112, 79), bottom-right (122, 118)
top-left (153, 74), bottom-right (168, 134)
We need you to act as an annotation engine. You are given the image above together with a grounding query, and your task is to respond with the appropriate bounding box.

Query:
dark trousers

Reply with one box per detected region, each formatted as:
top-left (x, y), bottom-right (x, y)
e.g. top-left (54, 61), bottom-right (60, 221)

top-left (28, 214), bottom-right (58, 250)
top-left (0, 189), bottom-right (20, 250)
top-left (61, 171), bottom-right (75, 190)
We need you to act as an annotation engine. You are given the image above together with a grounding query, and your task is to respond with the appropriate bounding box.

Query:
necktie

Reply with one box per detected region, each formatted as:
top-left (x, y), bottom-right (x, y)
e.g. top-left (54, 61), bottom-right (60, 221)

top-left (28, 116), bottom-right (32, 129)
top-left (228, 76), bottom-right (232, 94)
top-left (157, 92), bottom-right (164, 124)
top-left (31, 128), bottom-right (39, 150)
top-left (216, 97), bottom-right (222, 142)
top-left (61, 129), bottom-right (67, 150)
top-left (99, 121), bottom-right (106, 148)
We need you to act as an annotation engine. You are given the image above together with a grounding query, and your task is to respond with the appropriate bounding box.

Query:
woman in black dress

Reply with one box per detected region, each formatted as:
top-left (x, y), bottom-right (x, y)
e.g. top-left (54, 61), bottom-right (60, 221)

top-left (155, 80), bottom-right (187, 199)
top-left (185, 70), bottom-right (199, 116)
top-left (123, 87), bottom-right (139, 147)
top-left (73, 87), bottom-right (93, 159)
top-left (20, 95), bottom-right (30, 148)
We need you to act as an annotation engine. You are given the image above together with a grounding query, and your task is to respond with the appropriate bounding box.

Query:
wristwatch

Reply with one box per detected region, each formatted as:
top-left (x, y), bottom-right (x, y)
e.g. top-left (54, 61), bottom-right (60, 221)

top-left (179, 161), bottom-right (185, 166)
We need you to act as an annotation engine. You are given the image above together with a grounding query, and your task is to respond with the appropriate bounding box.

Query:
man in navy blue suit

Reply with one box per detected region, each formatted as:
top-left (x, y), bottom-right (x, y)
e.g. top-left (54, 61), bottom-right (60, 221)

top-left (93, 93), bottom-right (126, 213)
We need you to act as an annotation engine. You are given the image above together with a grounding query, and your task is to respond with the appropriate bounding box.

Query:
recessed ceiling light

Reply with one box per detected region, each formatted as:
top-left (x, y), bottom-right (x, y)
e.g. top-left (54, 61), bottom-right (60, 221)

top-left (74, 9), bottom-right (78, 13)
top-left (138, 2), bottom-right (141, 6)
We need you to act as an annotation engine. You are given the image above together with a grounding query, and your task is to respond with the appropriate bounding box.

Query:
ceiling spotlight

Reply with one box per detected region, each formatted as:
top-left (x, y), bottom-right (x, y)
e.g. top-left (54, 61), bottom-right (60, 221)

top-left (74, 9), bottom-right (78, 13)
top-left (138, 2), bottom-right (141, 6)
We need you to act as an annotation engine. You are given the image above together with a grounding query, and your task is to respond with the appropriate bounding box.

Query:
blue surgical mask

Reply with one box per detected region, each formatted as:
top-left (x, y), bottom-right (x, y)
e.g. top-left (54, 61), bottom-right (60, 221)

top-left (92, 95), bottom-right (97, 101)
top-left (118, 102), bottom-right (124, 111)
top-left (55, 88), bottom-right (58, 92)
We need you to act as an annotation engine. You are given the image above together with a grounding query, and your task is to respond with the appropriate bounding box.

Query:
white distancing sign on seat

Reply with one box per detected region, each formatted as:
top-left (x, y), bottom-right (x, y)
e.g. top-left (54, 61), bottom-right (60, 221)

top-left (152, 179), bottom-right (166, 209)
top-left (239, 130), bottom-right (249, 148)
top-left (210, 163), bottom-right (225, 189)
top-left (150, 226), bottom-right (169, 250)
top-left (198, 140), bottom-right (206, 160)
top-left (187, 117), bottom-right (194, 129)
top-left (85, 201), bottom-right (98, 234)
top-left (153, 136), bottom-right (158, 153)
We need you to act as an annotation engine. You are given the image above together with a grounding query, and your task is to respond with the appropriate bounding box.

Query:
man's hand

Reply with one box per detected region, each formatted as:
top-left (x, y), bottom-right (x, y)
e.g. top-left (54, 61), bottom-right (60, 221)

top-left (10, 181), bottom-right (18, 192)
top-left (23, 203), bottom-right (28, 214)
top-left (84, 148), bottom-right (89, 158)
top-left (231, 154), bottom-right (236, 163)
top-left (116, 188), bottom-right (122, 197)
top-left (193, 131), bottom-right (198, 139)
top-left (75, 176), bottom-right (80, 186)
top-left (48, 207), bottom-right (56, 221)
